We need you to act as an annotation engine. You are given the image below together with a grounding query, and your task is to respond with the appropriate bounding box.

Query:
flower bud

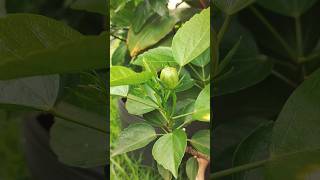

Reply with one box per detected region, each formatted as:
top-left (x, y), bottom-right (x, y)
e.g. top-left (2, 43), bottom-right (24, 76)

top-left (160, 67), bottom-right (179, 89)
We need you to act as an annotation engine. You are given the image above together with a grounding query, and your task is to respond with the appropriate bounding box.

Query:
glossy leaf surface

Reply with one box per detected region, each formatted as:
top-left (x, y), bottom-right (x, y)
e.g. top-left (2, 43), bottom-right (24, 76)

top-left (172, 8), bottom-right (210, 66)
top-left (152, 129), bottom-right (187, 178)
top-left (110, 66), bottom-right (153, 87)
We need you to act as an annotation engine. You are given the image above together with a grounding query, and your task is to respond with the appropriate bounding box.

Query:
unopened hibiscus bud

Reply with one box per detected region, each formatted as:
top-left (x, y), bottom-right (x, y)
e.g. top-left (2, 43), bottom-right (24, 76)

top-left (160, 67), bottom-right (179, 89)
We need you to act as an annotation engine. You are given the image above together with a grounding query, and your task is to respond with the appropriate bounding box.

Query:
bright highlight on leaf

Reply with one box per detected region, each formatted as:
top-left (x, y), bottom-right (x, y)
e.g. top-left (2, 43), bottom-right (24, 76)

top-left (172, 7), bottom-right (210, 66)
top-left (110, 66), bottom-right (153, 87)
top-left (193, 85), bottom-right (210, 122)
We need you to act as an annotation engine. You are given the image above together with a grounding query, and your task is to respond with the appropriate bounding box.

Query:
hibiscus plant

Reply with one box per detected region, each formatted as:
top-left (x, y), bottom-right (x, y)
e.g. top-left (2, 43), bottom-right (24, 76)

top-left (110, 7), bottom-right (211, 180)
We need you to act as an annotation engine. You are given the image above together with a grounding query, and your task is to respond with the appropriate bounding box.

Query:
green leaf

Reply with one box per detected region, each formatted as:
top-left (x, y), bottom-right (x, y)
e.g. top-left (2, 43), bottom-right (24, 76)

top-left (59, 72), bottom-right (107, 116)
top-left (257, 0), bottom-right (318, 17)
top-left (53, 101), bottom-right (107, 133)
top-left (71, 0), bottom-right (107, 15)
top-left (176, 69), bottom-right (195, 92)
top-left (0, 75), bottom-right (59, 111)
top-left (110, 66), bottom-right (153, 87)
top-left (157, 163), bottom-right (173, 180)
top-left (191, 48), bottom-right (210, 67)
top-left (110, 85), bottom-right (129, 97)
top-left (152, 129), bottom-right (187, 178)
top-left (172, 8), bottom-right (210, 66)
top-left (186, 157), bottom-right (199, 180)
top-left (125, 85), bottom-right (158, 115)
top-left (266, 68), bottom-right (320, 179)
top-left (148, 0), bottom-right (169, 16)
top-left (193, 85), bottom-right (210, 122)
top-left (143, 110), bottom-right (167, 127)
top-left (213, 20), bottom-right (273, 96)
top-left (190, 130), bottom-right (210, 156)
top-left (110, 1), bottom-right (135, 27)
top-left (128, 15), bottom-right (176, 57)
top-left (232, 122), bottom-right (273, 180)
top-left (50, 118), bottom-right (107, 168)
top-left (215, 38), bottom-right (241, 77)
top-left (49, 101), bottom-right (107, 167)
top-left (132, 47), bottom-right (177, 74)
top-left (112, 122), bottom-right (157, 157)
top-left (214, 0), bottom-right (255, 15)
top-left (173, 99), bottom-right (195, 128)
top-left (131, 2), bottom-right (154, 33)
top-left (0, 14), bottom-right (106, 80)
top-left (111, 41), bottom-right (128, 66)
top-left (212, 117), bottom-right (270, 171)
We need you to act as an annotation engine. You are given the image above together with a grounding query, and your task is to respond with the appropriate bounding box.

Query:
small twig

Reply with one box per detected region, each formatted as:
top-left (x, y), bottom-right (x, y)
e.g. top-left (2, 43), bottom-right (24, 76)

top-left (185, 146), bottom-right (210, 161)
top-left (250, 6), bottom-right (296, 61)
top-left (199, 0), bottom-right (207, 9)
top-left (217, 15), bottom-right (231, 47)
top-left (110, 33), bottom-right (126, 42)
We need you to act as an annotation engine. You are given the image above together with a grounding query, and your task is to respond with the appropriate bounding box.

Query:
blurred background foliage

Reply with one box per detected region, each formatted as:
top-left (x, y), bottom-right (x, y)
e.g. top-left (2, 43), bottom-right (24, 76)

top-left (0, 0), bottom-right (105, 179)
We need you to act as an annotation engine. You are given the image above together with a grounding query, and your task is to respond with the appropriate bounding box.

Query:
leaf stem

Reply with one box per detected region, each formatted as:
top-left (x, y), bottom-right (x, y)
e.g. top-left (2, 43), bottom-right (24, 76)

top-left (298, 51), bottom-right (320, 63)
top-left (210, 159), bottom-right (269, 179)
top-left (185, 146), bottom-right (209, 161)
top-left (271, 70), bottom-right (298, 88)
top-left (172, 111), bottom-right (195, 120)
top-left (50, 109), bottom-right (107, 134)
top-left (188, 64), bottom-right (204, 81)
top-left (250, 6), bottom-right (296, 61)
top-left (126, 96), bottom-right (158, 109)
top-left (295, 16), bottom-right (303, 58)
top-left (268, 58), bottom-right (297, 71)
top-left (217, 15), bottom-right (231, 46)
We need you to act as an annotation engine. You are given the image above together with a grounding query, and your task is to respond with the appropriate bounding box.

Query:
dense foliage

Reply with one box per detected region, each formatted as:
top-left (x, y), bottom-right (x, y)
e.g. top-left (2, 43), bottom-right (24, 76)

top-left (212, 0), bottom-right (320, 179)
top-left (0, 0), bottom-right (107, 172)
top-left (110, 0), bottom-right (210, 179)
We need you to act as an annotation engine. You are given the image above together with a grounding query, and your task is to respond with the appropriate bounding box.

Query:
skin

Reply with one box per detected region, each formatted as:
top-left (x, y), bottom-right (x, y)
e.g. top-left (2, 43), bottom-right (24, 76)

top-left (196, 156), bottom-right (210, 180)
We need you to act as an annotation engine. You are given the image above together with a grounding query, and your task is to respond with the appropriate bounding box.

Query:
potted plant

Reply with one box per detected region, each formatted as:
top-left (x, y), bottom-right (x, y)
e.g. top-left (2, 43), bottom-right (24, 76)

top-left (110, 6), bottom-right (211, 180)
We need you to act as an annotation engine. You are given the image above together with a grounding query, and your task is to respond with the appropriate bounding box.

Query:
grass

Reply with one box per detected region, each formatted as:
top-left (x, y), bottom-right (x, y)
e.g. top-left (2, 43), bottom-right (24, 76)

top-left (110, 97), bottom-right (163, 180)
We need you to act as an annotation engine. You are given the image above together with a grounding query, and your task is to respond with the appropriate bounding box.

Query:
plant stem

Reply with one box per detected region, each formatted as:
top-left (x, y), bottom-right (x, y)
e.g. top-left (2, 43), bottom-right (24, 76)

top-left (185, 146), bottom-right (209, 161)
top-left (271, 70), bottom-right (298, 88)
top-left (178, 66), bottom-right (182, 75)
top-left (188, 64), bottom-right (204, 81)
top-left (194, 83), bottom-right (203, 89)
top-left (159, 109), bottom-right (170, 124)
top-left (172, 111), bottom-right (195, 119)
top-left (299, 51), bottom-right (320, 63)
top-left (160, 127), bottom-right (169, 133)
top-left (250, 6), bottom-right (296, 60)
top-left (201, 66), bottom-right (205, 79)
top-left (217, 15), bottom-right (231, 46)
top-left (210, 159), bottom-right (269, 179)
top-left (170, 91), bottom-right (177, 117)
top-left (295, 16), bottom-right (303, 58)
top-left (126, 97), bottom-right (158, 109)
top-left (110, 33), bottom-right (126, 42)
top-left (269, 58), bottom-right (297, 71)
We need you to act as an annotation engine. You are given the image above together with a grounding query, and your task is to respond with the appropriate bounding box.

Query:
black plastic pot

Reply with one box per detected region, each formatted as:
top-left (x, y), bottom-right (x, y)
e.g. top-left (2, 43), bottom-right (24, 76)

top-left (22, 113), bottom-right (105, 180)
top-left (118, 99), bottom-right (209, 165)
